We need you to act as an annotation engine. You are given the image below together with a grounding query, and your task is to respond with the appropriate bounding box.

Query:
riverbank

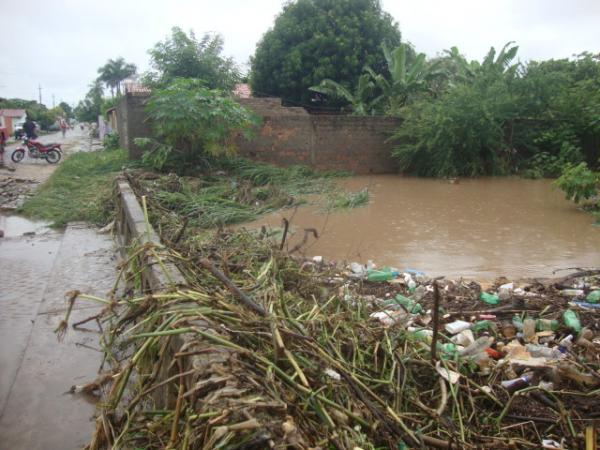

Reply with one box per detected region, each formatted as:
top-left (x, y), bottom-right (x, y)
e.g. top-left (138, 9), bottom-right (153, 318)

top-left (59, 201), bottom-right (600, 449)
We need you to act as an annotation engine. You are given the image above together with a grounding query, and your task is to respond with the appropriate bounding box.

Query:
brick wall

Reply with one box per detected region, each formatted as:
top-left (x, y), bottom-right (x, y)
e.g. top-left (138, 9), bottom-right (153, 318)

top-left (117, 93), bottom-right (152, 159)
top-left (236, 100), bottom-right (400, 174)
top-left (117, 94), bottom-right (401, 174)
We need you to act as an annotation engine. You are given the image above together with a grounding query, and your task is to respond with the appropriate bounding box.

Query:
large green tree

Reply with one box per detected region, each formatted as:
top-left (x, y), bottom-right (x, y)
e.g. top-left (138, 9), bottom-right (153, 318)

top-left (74, 80), bottom-right (104, 122)
top-left (97, 57), bottom-right (137, 96)
top-left (145, 27), bottom-right (240, 91)
top-left (250, 0), bottom-right (401, 105)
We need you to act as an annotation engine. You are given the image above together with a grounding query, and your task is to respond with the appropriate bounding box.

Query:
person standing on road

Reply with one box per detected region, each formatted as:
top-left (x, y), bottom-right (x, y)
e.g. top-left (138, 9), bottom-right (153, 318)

top-left (0, 126), bottom-right (6, 167)
top-left (23, 116), bottom-right (37, 139)
top-left (60, 118), bottom-right (68, 138)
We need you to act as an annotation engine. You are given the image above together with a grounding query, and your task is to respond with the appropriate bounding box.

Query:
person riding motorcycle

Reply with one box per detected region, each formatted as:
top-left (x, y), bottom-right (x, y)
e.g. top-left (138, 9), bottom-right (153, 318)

top-left (22, 117), bottom-right (37, 139)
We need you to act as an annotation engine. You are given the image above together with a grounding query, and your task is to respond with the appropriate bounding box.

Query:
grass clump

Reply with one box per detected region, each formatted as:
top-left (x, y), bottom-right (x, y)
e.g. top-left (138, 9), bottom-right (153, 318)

top-left (19, 148), bottom-right (129, 227)
top-left (127, 159), bottom-right (353, 232)
top-left (326, 187), bottom-right (370, 210)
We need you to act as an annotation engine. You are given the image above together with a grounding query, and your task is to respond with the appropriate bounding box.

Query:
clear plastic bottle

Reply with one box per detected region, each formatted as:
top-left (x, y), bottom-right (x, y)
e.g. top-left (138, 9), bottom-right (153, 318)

top-left (523, 318), bottom-right (536, 343)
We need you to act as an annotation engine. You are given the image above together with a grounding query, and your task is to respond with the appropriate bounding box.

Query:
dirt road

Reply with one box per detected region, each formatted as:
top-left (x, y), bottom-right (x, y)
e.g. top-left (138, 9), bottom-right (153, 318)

top-left (0, 127), bottom-right (96, 210)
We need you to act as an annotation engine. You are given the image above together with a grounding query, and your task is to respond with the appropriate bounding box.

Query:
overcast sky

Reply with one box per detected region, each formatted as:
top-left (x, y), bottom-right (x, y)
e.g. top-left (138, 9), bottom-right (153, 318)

top-left (1, 0), bottom-right (598, 106)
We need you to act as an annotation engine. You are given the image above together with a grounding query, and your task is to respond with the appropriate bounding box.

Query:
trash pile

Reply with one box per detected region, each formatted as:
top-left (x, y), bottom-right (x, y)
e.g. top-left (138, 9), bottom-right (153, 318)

top-left (0, 176), bottom-right (37, 210)
top-left (64, 224), bottom-right (600, 450)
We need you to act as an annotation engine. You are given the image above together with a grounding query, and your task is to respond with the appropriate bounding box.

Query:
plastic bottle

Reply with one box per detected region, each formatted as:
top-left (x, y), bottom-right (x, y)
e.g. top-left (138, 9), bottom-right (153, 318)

top-left (451, 329), bottom-right (475, 346)
top-left (523, 318), bottom-right (536, 343)
top-left (561, 289), bottom-right (584, 297)
top-left (562, 310), bottom-right (582, 333)
top-left (525, 344), bottom-right (563, 359)
top-left (558, 335), bottom-right (574, 350)
top-left (471, 320), bottom-right (491, 332)
top-left (367, 267), bottom-right (398, 282)
top-left (586, 290), bottom-right (600, 303)
top-left (412, 285), bottom-right (427, 301)
top-left (536, 319), bottom-right (559, 331)
top-left (390, 294), bottom-right (423, 314)
top-left (480, 292), bottom-right (500, 305)
top-left (512, 315), bottom-right (524, 330)
top-left (459, 336), bottom-right (494, 357)
top-left (407, 327), bottom-right (433, 343)
top-left (501, 374), bottom-right (531, 393)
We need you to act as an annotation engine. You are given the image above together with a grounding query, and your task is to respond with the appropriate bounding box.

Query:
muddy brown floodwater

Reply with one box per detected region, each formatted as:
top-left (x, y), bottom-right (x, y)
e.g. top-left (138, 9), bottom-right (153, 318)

top-left (243, 176), bottom-right (600, 280)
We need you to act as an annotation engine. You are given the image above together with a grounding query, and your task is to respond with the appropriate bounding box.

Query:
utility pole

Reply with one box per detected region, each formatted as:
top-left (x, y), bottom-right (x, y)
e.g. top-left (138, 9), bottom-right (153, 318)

top-left (52, 94), bottom-right (55, 108)
top-left (38, 84), bottom-right (42, 104)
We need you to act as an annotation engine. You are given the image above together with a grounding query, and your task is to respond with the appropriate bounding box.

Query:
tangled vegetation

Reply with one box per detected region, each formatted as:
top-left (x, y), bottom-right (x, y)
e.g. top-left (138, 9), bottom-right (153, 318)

top-left (61, 207), bottom-right (600, 449)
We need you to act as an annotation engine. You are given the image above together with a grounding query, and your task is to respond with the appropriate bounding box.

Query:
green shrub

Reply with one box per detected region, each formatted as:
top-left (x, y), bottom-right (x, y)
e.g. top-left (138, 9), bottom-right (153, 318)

top-left (103, 132), bottom-right (120, 150)
top-left (137, 78), bottom-right (260, 172)
top-left (554, 162), bottom-right (599, 203)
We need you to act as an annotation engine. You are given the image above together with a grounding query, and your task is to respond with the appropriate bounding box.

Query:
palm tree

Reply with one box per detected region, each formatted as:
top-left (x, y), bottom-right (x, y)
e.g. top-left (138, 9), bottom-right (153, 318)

top-left (97, 57), bottom-right (137, 97)
top-left (309, 74), bottom-right (383, 115)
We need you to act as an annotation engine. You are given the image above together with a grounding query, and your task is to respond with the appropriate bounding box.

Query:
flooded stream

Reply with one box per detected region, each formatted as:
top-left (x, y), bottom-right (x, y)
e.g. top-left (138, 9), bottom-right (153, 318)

top-left (243, 176), bottom-right (600, 280)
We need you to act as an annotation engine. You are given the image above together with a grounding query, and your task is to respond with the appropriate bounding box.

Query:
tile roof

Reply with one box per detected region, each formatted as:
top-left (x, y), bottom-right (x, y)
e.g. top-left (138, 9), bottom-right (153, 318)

top-left (233, 83), bottom-right (251, 98)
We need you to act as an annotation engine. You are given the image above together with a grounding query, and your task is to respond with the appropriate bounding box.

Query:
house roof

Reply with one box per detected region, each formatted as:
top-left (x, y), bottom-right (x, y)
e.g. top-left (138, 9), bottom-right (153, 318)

top-left (0, 109), bottom-right (26, 117)
top-left (233, 83), bottom-right (251, 98)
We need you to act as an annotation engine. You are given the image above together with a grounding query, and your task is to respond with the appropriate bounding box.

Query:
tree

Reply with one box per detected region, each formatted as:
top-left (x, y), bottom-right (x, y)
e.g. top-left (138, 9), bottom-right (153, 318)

top-left (137, 79), bottom-right (259, 171)
top-left (364, 43), bottom-right (440, 114)
top-left (250, 0), bottom-right (401, 105)
top-left (97, 57), bottom-right (137, 97)
top-left (145, 27), bottom-right (240, 91)
top-left (58, 102), bottom-right (74, 119)
top-left (391, 43), bottom-right (522, 177)
top-left (74, 80), bottom-right (104, 122)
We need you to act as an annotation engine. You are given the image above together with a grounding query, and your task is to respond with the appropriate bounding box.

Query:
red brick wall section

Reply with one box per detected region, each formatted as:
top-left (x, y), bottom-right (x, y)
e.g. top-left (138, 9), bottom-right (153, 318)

top-left (237, 111), bottom-right (401, 174)
top-left (118, 94), bottom-right (401, 174)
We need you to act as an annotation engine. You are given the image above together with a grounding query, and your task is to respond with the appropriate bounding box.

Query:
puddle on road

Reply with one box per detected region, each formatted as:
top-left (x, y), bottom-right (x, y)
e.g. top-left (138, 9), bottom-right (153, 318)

top-left (0, 214), bottom-right (52, 238)
top-left (242, 176), bottom-right (600, 280)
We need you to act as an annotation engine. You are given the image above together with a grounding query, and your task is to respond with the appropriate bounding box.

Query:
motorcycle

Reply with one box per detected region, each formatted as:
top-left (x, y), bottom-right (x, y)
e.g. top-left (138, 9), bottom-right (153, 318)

top-left (11, 137), bottom-right (62, 164)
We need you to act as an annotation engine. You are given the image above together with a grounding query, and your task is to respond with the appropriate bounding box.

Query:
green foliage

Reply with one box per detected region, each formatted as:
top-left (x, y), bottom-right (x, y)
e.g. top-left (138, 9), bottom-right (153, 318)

top-left (523, 142), bottom-right (583, 178)
top-left (554, 162), bottom-right (599, 204)
top-left (309, 74), bottom-right (382, 115)
top-left (326, 188), bottom-right (369, 210)
top-left (142, 159), bottom-right (342, 228)
top-left (391, 44), bottom-right (600, 178)
top-left (103, 133), bottom-right (120, 150)
top-left (367, 43), bottom-right (440, 114)
top-left (393, 72), bottom-right (517, 177)
top-left (250, 0), bottom-right (401, 105)
top-left (97, 57), bottom-right (137, 96)
top-left (139, 79), bottom-right (260, 171)
top-left (74, 80), bottom-right (104, 122)
top-left (0, 98), bottom-right (60, 130)
top-left (146, 27), bottom-right (240, 90)
top-left (19, 148), bottom-right (130, 227)
top-left (58, 102), bottom-right (74, 119)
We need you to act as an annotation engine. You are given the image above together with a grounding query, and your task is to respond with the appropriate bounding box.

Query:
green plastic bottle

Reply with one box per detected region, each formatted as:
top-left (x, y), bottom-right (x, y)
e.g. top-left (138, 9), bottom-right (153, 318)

top-left (438, 342), bottom-right (457, 358)
top-left (367, 267), bottom-right (398, 282)
top-left (392, 294), bottom-right (423, 314)
top-left (586, 290), bottom-right (600, 303)
top-left (480, 292), bottom-right (500, 305)
top-left (536, 319), bottom-right (559, 331)
top-left (563, 310), bottom-right (582, 333)
top-left (471, 320), bottom-right (491, 332)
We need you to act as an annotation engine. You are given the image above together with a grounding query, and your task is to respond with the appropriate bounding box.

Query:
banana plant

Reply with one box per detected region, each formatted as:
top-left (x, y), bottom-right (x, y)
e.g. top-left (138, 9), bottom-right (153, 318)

top-left (309, 73), bottom-right (383, 115)
top-left (365, 42), bottom-right (442, 114)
